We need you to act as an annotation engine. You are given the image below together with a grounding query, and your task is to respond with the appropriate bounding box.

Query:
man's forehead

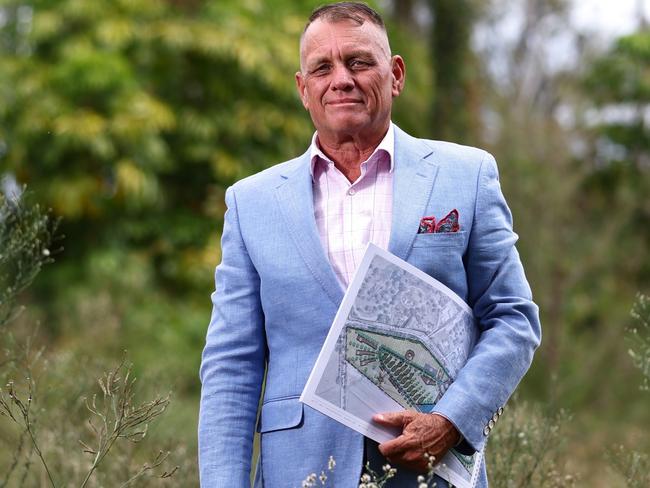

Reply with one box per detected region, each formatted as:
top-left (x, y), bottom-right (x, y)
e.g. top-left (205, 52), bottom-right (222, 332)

top-left (300, 19), bottom-right (391, 59)
top-left (304, 41), bottom-right (381, 62)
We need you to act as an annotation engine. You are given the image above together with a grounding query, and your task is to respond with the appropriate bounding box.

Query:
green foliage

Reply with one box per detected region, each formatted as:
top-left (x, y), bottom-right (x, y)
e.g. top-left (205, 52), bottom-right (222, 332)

top-left (586, 32), bottom-right (650, 104)
top-left (0, 191), bottom-right (56, 326)
top-left (0, 194), bottom-right (179, 486)
top-left (629, 294), bottom-right (650, 391)
top-left (576, 29), bottom-right (650, 321)
top-left (0, 356), bottom-right (174, 487)
top-left (1, 0), bottom-right (315, 300)
top-left (608, 445), bottom-right (650, 488)
top-left (610, 307), bottom-right (650, 488)
top-left (486, 400), bottom-right (576, 488)
top-left (429, 0), bottom-right (480, 145)
top-left (0, 0), bottom-right (432, 299)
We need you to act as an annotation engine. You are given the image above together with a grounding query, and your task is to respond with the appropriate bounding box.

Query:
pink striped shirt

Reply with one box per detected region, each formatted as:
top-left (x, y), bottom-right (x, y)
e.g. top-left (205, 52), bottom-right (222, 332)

top-left (310, 123), bottom-right (394, 288)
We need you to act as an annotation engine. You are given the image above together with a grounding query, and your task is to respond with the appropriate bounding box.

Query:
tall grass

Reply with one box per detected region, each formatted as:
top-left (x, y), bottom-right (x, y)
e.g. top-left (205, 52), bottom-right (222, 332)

top-left (0, 193), bottom-right (178, 487)
top-left (606, 294), bottom-right (650, 487)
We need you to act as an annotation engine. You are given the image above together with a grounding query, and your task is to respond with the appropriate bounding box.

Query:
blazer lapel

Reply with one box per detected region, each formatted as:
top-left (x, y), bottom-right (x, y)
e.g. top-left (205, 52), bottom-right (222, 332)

top-left (275, 153), bottom-right (345, 306)
top-left (388, 126), bottom-right (440, 261)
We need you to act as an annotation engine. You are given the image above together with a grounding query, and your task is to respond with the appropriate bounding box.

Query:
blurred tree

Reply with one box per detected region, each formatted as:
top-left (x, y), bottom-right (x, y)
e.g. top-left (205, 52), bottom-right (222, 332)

top-left (471, 0), bottom-right (583, 379)
top-left (429, 0), bottom-right (481, 145)
top-left (0, 0), bottom-right (319, 298)
top-left (384, 0), bottom-right (483, 144)
top-left (578, 26), bottom-right (650, 326)
top-left (474, 0), bottom-right (650, 416)
top-left (0, 0), bottom-right (432, 298)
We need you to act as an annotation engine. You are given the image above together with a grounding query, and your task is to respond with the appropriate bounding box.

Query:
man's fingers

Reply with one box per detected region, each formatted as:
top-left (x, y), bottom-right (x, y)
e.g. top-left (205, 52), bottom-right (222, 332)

top-left (374, 411), bottom-right (425, 457)
top-left (373, 410), bottom-right (415, 427)
top-left (378, 431), bottom-right (422, 457)
top-left (378, 434), bottom-right (407, 456)
top-left (374, 412), bottom-right (455, 474)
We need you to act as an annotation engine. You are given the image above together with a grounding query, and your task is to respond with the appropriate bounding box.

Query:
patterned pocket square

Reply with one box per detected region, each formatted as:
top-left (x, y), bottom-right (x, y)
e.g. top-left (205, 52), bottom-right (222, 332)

top-left (418, 209), bottom-right (460, 234)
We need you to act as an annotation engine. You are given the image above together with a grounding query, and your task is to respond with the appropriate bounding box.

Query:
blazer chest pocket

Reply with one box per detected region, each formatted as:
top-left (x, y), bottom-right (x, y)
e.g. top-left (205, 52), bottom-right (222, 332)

top-left (412, 231), bottom-right (466, 248)
top-left (257, 396), bottom-right (304, 433)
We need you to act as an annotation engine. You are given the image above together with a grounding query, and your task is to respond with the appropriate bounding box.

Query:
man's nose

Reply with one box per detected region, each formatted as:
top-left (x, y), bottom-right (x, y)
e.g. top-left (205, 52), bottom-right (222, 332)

top-left (330, 64), bottom-right (354, 91)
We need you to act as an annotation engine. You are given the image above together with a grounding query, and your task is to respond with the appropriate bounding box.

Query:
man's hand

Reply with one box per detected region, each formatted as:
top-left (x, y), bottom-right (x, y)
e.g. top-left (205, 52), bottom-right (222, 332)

top-left (372, 412), bottom-right (460, 473)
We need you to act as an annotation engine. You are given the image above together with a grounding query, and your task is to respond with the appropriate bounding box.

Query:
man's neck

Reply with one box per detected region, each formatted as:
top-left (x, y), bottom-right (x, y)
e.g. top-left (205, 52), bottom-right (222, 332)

top-left (316, 125), bottom-right (390, 182)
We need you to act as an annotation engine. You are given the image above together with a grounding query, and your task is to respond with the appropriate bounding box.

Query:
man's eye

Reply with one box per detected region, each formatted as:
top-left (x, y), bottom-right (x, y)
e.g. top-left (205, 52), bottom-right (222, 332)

top-left (312, 64), bottom-right (331, 74)
top-left (349, 59), bottom-right (370, 68)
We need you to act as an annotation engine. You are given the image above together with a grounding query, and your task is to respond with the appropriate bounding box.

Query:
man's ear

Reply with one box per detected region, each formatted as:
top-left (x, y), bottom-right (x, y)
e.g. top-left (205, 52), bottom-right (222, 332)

top-left (295, 71), bottom-right (309, 110)
top-left (390, 55), bottom-right (406, 97)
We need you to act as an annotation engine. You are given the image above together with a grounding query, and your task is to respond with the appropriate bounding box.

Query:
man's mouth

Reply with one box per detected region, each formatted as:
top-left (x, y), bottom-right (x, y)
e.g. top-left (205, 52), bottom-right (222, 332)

top-left (327, 99), bottom-right (362, 105)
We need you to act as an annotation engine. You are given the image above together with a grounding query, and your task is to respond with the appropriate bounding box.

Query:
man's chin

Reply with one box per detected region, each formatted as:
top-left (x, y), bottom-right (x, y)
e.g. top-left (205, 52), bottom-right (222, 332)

top-left (319, 116), bottom-right (373, 135)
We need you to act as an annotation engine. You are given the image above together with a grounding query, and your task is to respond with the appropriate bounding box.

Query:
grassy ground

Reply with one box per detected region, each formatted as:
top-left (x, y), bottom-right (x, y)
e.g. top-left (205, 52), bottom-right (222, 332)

top-left (1, 281), bottom-right (648, 487)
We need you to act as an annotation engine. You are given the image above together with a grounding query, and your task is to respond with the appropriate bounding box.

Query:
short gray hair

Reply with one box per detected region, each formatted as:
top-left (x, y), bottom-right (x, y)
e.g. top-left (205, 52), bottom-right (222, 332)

top-left (303, 2), bottom-right (386, 34)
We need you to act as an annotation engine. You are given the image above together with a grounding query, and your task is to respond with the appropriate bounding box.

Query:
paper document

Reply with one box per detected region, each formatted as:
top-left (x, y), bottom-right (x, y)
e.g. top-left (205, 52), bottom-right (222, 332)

top-left (300, 243), bottom-right (482, 488)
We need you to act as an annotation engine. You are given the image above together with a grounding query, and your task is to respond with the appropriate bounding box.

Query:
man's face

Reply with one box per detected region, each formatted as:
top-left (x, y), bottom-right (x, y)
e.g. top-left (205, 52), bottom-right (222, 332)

top-left (295, 19), bottom-right (405, 141)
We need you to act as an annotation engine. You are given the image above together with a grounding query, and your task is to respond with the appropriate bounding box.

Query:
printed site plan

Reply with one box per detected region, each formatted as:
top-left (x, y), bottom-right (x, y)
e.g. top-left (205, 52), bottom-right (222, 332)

top-left (301, 243), bottom-right (483, 488)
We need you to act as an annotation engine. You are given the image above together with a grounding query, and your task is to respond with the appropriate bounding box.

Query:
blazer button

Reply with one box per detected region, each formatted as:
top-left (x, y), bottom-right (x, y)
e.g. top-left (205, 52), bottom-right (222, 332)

top-left (488, 419), bottom-right (495, 429)
top-left (483, 426), bottom-right (490, 436)
top-left (492, 413), bottom-right (499, 422)
top-left (498, 407), bottom-right (504, 416)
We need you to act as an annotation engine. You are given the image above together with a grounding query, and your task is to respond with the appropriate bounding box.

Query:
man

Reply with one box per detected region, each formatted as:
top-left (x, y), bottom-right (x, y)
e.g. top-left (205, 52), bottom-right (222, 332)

top-left (199, 2), bottom-right (540, 487)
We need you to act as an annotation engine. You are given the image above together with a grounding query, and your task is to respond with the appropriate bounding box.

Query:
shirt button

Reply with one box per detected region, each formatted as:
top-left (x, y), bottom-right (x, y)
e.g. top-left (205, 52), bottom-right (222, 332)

top-left (348, 188), bottom-right (356, 196)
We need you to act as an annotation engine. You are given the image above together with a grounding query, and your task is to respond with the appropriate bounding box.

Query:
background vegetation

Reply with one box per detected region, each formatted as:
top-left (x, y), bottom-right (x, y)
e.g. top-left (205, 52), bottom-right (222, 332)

top-left (0, 0), bottom-right (648, 486)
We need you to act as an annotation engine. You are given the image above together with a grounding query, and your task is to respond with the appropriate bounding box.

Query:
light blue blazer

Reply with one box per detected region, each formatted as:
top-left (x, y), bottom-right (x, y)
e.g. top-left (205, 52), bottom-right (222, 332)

top-left (199, 126), bottom-right (541, 487)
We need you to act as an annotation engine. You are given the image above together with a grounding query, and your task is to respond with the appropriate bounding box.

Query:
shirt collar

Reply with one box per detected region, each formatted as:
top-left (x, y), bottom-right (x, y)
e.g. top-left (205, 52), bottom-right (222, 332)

top-left (309, 121), bottom-right (395, 179)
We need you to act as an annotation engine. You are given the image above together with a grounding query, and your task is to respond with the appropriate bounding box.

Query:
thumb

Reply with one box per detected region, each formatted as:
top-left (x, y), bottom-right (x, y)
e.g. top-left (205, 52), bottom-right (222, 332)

top-left (373, 411), bottom-right (415, 427)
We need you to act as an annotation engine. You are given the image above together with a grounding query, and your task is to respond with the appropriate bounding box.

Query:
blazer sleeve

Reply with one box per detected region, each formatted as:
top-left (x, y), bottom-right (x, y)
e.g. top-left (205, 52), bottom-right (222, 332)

top-left (198, 186), bottom-right (266, 487)
top-left (432, 152), bottom-right (541, 453)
